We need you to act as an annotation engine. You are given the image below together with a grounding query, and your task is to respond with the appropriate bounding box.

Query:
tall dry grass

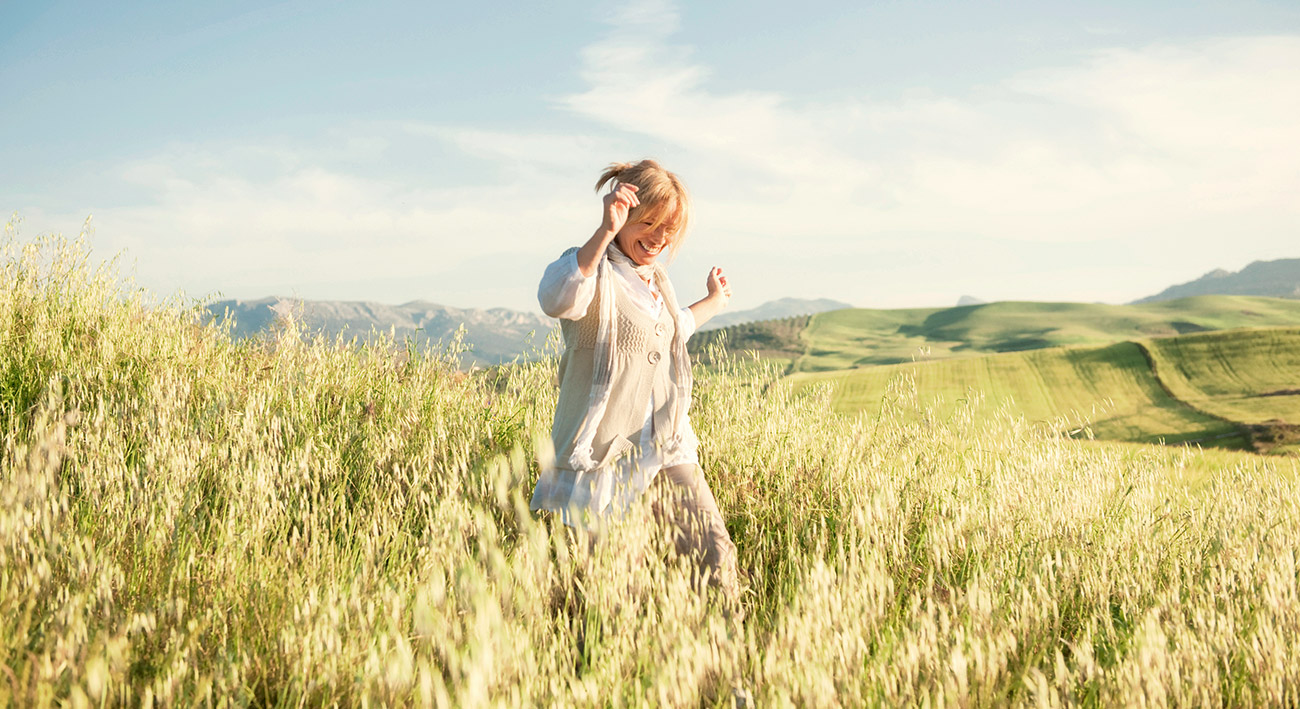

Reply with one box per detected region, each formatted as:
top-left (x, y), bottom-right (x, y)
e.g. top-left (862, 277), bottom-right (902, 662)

top-left (2, 224), bottom-right (1299, 706)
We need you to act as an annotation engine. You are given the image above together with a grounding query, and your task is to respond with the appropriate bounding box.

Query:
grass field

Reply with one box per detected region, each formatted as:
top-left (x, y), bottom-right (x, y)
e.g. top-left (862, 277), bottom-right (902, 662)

top-left (1073, 439), bottom-right (1297, 492)
top-left (788, 297), bottom-right (1300, 372)
top-left (5, 230), bottom-right (1300, 705)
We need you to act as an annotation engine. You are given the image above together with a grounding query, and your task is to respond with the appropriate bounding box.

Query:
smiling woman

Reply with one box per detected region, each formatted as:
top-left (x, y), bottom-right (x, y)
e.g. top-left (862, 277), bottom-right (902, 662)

top-left (531, 159), bottom-right (738, 604)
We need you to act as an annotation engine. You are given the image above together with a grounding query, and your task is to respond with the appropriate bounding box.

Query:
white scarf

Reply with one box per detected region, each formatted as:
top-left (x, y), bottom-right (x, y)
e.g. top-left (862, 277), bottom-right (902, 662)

top-left (567, 243), bottom-right (693, 472)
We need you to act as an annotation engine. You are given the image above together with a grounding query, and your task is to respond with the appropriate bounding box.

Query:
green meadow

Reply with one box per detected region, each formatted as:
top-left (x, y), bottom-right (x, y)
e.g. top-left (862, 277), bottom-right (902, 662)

top-left (1145, 328), bottom-right (1300, 425)
top-left (5, 230), bottom-right (1300, 705)
top-left (789, 329), bottom-right (1300, 454)
top-left (791, 341), bottom-right (1235, 444)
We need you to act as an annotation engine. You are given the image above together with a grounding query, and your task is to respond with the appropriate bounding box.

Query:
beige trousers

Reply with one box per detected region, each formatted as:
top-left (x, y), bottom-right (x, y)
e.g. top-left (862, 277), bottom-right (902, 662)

top-left (648, 464), bottom-right (740, 604)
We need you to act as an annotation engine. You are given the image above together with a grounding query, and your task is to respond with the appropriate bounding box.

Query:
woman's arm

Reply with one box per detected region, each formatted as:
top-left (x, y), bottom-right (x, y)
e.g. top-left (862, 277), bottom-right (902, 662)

top-left (575, 226), bottom-right (617, 278)
top-left (539, 182), bottom-right (642, 318)
top-left (687, 267), bottom-right (732, 330)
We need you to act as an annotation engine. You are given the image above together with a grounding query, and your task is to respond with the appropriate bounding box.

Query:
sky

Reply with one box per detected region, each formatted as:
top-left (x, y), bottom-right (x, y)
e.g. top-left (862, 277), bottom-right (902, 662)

top-left (4, 0), bottom-right (1299, 314)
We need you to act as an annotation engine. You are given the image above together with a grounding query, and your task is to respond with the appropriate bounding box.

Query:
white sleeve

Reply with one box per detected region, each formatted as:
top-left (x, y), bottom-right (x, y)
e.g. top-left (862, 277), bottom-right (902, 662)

top-left (538, 249), bottom-right (597, 320)
top-left (677, 305), bottom-right (697, 341)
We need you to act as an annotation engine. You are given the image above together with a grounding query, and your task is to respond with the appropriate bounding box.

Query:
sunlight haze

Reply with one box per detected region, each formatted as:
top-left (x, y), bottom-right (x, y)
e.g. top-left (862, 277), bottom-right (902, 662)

top-left (4, 0), bottom-right (1299, 313)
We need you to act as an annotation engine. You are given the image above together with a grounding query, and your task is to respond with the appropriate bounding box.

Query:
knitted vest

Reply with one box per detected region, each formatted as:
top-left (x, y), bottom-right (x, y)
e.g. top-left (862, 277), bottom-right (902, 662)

top-left (551, 268), bottom-right (679, 472)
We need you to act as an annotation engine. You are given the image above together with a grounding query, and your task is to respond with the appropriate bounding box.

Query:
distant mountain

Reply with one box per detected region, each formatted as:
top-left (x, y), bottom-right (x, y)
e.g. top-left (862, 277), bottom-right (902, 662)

top-left (699, 297), bottom-right (852, 331)
top-left (206, 297), bottom-right (555, 367)
top-left (957, 295), bottom-right (987, 306)
top-left (207, 295), bottom-right (854, 366)
top-left (1134, 258), bottom-right (1300, 304)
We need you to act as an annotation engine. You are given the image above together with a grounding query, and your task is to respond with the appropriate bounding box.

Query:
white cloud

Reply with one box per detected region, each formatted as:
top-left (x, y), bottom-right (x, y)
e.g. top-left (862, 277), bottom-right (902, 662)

top-left (562, 13), bottom-right (1300, 260)
top-left (1011, 37), bottom-right (1300, 212)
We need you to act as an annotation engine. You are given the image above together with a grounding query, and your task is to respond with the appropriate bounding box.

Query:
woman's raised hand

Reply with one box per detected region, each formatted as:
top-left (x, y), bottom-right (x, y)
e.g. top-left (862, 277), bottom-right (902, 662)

top-left (577, 182), bottom-right (640, 277)
top-left (601, 182), bottom-right (640, 237)
top-left (706, 267), bottom-right (732, 304)
top-left (687, 266), bottom-right (733, 327)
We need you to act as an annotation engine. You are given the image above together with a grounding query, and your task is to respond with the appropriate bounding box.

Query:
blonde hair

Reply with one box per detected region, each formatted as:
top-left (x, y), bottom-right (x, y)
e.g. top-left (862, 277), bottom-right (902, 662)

top-left (595, 159), bottom-right (692, 258)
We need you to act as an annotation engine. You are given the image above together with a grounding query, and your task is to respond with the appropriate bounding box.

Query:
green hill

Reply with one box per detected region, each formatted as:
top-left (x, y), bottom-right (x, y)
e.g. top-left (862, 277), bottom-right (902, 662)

top-left (790, 296), bottom-right (1300, 372)
top-left (788, 328), bottom-right (1300, 454)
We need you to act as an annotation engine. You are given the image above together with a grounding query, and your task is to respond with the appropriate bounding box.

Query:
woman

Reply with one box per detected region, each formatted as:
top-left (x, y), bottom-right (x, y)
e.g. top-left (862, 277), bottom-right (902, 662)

top-left (530, 159), bottom-right (738, 601)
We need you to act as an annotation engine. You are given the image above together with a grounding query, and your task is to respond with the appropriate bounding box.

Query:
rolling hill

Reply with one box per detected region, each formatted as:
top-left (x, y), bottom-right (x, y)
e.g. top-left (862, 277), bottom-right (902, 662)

top-left (1143, 329), bottom-right (1300, 431)
top-left (788, 328), bottom-right (1300, 454)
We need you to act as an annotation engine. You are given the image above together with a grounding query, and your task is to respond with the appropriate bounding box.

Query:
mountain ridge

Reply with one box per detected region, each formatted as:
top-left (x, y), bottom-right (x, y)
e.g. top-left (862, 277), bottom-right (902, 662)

top-left (1133, 258), bottom-right (1300, 303)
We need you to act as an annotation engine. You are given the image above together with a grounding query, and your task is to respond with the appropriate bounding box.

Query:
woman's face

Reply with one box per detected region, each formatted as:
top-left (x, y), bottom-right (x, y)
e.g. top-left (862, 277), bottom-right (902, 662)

top-left (615, 211), bottom-right (680, 266)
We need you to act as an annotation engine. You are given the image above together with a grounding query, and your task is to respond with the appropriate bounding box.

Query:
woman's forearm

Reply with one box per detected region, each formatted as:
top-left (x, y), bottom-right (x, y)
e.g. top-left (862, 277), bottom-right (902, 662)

top-left (688, 293), bottom-right (728, 329)
top-left (576, 227), bottom-right (617, 277)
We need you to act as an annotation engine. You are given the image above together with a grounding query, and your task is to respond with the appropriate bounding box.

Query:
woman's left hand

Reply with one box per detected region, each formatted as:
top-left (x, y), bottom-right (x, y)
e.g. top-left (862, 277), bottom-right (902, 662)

top-left (706, 267), bottom-right (731, 305)
top-left (689, 267), bottom-right (733, 327)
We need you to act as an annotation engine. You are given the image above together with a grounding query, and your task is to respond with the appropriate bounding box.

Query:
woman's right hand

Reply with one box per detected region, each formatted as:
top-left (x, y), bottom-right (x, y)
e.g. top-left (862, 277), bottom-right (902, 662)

top-left (600, 182), bottom-right (640, 237)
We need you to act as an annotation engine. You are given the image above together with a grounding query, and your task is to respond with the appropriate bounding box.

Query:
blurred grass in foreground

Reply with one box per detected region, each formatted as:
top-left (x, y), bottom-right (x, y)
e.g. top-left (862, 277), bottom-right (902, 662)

top-left (3, 224), bottom-right (1299, 706)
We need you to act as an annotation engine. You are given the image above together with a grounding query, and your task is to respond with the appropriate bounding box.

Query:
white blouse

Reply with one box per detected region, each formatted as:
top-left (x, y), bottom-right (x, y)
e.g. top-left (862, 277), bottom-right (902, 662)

top-left (537, 249), bottom-right (701, 519)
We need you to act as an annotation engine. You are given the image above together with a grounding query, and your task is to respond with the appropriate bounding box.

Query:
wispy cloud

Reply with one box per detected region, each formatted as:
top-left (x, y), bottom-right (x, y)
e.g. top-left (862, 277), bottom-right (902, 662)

top-left (50, 136), bottom-right (591, 306)
top-left (565, 2), bottom-right (873, 194)
top-left (402, 122), bottom-right (628, 176)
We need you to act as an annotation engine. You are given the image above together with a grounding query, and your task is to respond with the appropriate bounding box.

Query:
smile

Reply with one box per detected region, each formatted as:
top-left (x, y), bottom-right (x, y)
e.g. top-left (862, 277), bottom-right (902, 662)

top-left (639, 240), bottom-right (663, 256)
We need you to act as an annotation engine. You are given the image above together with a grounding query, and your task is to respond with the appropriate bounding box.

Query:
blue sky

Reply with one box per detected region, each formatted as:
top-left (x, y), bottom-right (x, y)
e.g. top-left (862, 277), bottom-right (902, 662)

top-left (4, 0), bottom-right (1299, 312)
